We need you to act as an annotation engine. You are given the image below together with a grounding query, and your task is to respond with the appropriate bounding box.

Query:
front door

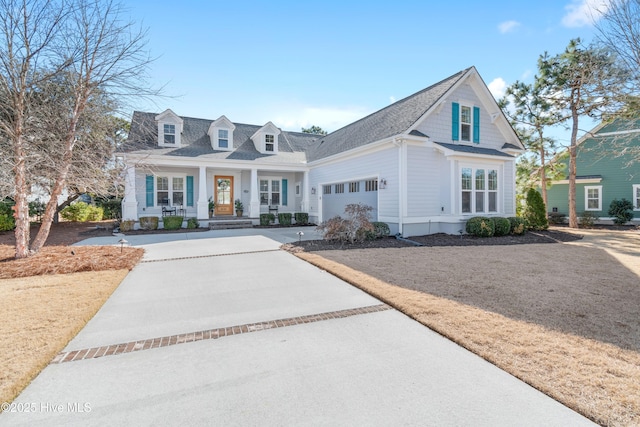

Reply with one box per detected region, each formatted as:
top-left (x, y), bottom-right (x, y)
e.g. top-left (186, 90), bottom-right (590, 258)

top-left (214, 176), bottom-right (234, 215)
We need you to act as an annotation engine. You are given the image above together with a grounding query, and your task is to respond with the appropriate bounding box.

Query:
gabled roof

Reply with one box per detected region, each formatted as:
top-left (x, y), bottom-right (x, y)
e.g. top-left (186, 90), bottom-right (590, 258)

top-left (305, 68), bottom-right (471, 162)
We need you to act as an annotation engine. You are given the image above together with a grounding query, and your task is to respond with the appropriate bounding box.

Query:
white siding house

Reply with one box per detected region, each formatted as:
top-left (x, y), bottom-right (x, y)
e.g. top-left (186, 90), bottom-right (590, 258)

top-left (121, 66), bottom-right (524, 236)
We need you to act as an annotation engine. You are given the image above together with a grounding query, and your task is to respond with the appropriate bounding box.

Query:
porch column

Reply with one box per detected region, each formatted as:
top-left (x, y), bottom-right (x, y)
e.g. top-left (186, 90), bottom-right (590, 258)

top-left (302, 170), bottom-right (309, 212)
top-left (197, 165), bottom-right (208, 219)
top-left (122, 165), bottom-right (138, 220)
top-left (249, 168), bottom-right (259, 217)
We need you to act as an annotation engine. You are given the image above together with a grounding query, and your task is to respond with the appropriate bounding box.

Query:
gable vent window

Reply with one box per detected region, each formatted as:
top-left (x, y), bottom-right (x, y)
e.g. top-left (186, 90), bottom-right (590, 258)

top-left (218, 129), bottom-right (229, 148)
top-left (164, 124), bottom-right (176, 144)
top-left (265, 134), bottom-right (275, 152)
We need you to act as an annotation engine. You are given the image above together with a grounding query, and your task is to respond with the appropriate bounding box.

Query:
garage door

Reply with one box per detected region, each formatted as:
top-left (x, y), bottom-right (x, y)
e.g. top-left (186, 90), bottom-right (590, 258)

top-left (321, 178), bottom-right (378, 221)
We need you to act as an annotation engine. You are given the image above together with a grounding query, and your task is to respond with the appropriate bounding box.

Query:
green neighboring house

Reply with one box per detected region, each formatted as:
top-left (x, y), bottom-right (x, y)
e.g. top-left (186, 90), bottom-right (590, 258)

top-left (546, 120), bottom-right (640, 224)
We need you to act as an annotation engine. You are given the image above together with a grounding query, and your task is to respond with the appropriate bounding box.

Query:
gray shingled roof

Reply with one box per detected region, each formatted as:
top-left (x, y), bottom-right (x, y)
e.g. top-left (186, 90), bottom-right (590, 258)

top-left (125, 111), bottom-right (319, 162)
top-left (433, 142), bottom-right (514, 158)
top-left (305, 68), bottom-right (470, 162)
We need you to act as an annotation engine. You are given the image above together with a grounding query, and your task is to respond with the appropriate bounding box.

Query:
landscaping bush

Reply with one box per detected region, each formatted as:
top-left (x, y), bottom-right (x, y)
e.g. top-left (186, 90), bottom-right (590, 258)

top-left (60, 202), bottom-right (102, 222)
top-left (0, 202), bottom-right (15, 231)
top-left (28, 200), bottom-right (45, 220)
top-left (294, 212), bottom-right (309, 225)
top-left (579, 211), bottom-right (598, 228)
top-left (366, 221), bottom-right (390, 240)
top-left (608, 198), bottom-right (634, 225)
top-left (163, 216), bottom-right (183, 230)
top-left (95, 197), bottom-right (122, 219)
top-left (120, 220), bottom-right (135, 232)
top-left (317, 203), bottom-right (374, 243)
top-left (186, 217), bottom-right (199, 229)
top-left (523, 188), bottom-right (548, 230)
top-left (278, 212), bottom-right (292, 226)
top-left (508, 217), bottom-right (526, 235)
top-left (139, 216), bottom-right (158, 230)
top-left (465, 216), bottom-right (495, 237)
top-left (492, 217), bottom-right (511, 237)
top-left (547, 212), bottom-right (566, 225)
top-left (260, 213), bottom-right (275, 226)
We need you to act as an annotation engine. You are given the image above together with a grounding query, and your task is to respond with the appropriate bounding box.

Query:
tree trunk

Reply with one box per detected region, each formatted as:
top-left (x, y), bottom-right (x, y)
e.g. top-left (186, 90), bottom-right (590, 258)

top-left (538, 129), bottom-right (548, 210)
top-left (568, 103), bottom-right (580, 228)
top-left (13, 117), bottom-right (31, 258)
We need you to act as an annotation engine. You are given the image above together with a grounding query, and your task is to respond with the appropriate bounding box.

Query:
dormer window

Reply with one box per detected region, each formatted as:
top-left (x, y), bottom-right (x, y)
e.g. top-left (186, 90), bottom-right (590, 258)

top-left (265, 134), bottom-right (275, 152)
top-left (460, 106), bottom-right (471, 142)
top-left (164, 124), bottom-right (176, 144)
top-left (155, 109), bottom-right (183, 147)
top-left (452, 102), bottom-right (480, 144)
top-left (218, 129), bottom-right (229, 148)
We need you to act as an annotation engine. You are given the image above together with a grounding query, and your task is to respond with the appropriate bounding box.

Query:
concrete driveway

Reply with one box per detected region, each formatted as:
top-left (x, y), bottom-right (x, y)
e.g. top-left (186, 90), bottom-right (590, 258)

top-left (0, 230), bottom-right (595, 426)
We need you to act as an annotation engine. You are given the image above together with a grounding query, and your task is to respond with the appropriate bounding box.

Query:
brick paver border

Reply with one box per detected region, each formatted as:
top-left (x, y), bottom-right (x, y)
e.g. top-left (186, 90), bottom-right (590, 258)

top-left (51, 304), bottom-right (391, 364)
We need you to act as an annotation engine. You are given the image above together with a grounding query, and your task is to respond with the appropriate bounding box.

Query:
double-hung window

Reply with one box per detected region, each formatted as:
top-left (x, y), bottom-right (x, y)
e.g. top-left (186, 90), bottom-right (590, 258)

top-left (260, 179), bottom-right (281, 205)
top-left (461, 167), bottom-right (498, 214)
top-left (156, 176), bottom-right (184, 206)
top-left (452, 102), bottom-right (480, 143)
top-left (585, 186), bottom-right (602, 211)
top-left (461, 106), bottom-right (472, 142)
top-left (218, 129), bottom-right (229, 148)
top-left (163, 124), bottom-right (176, 144)
top-left (265, 134), bottom-right (275, 152)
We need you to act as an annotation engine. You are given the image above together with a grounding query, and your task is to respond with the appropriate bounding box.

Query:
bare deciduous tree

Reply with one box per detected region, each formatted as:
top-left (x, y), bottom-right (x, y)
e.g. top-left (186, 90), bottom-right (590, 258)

top-left (0, 0), bottom-right (156, 258)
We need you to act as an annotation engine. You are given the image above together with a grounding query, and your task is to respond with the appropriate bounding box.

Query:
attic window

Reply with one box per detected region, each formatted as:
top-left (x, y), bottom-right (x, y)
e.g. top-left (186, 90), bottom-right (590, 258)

top-left (164, 124), bottom-right (176, 144)
top-left (460, 106), bottom-right (471, 142)
top-left (218, 129), bottom-right (229, 148)
top-left (265, 134), bottom-right (274, 152)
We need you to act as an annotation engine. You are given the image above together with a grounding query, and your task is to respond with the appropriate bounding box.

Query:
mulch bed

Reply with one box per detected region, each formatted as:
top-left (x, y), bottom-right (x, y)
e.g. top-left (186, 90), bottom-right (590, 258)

top-left (290, 230), bottom-right (584, 252)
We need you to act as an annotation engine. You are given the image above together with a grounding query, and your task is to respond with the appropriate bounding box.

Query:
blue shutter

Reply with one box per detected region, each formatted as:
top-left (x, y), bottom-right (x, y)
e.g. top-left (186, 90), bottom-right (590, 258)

top-left (186, 176), bottom-right (194, 207)
top-left (282, 179), bottom-right (288, 206)
top-left (473, 106), bottom-right (480, 144)
top-left (146, 175), bottom-right (154, 207)
top-left (452, 102), bottom-right (459, 141)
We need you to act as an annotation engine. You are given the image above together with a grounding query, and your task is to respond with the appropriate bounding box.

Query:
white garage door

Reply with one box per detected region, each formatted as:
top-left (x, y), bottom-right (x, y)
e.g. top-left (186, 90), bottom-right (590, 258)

top-left (321, 178), bottom-right (378, 222)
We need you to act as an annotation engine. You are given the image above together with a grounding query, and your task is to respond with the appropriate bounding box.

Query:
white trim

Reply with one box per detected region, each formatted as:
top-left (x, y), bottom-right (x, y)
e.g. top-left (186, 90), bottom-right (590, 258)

top-left (553, 177), bottom-right (602, 184)
top-left (584, 185), bottom-right (602, 211)
top-left (633, 184), bottom-right (640, 211)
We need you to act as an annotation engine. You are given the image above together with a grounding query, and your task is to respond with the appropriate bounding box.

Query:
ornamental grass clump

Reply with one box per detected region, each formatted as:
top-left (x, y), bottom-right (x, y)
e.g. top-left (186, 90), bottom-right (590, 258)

top-left (465, 216), bottom-right (495, 237)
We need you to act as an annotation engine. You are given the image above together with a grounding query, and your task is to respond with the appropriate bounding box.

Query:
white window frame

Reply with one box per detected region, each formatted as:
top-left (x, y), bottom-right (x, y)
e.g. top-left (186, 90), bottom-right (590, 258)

top-left (217, 129), bottom-right (229, 149)
top-left (460, 105), bottom-right (472, 142)
top-left (585, 185), bottom-right (602, 211)
top-left (156, 173), bottom-right (186, 207)
top-left (265, 134), bottom-right (275, 152)
top-left (260, 177), bottom-right (282, 205)
top-left (633, 184), bottom-right (640, 211)
top-left (460, 166), bottom-right (499, 215)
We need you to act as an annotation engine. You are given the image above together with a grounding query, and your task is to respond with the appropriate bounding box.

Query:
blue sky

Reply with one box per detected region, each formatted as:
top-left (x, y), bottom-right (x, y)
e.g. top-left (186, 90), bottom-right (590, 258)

top-left (126, 0), bottom-right (610, 146)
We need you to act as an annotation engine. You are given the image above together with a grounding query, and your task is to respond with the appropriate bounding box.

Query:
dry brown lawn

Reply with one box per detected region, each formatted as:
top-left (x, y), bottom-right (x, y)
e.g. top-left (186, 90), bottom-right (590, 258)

top-left (0, 229), bottom-right (144, 406)
top-left (0, 270), bottom-right (129, 404)
top-left (294, 230), bottom-right (640, 427)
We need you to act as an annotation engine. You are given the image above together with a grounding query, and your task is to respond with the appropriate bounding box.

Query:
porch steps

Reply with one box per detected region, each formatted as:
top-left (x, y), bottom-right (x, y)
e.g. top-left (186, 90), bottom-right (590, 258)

top-left (208, 219), bottom-right (253, 230)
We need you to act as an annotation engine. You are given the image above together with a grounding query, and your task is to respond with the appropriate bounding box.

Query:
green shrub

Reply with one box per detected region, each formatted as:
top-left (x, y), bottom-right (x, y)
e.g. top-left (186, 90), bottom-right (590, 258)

top-left (492, 217), bottom-right (511, 236)
top-left (186, 217), bottom-right (199, 229)
top-left (29, 200), bottom-right (46, 219)
top-left (523, 188), bottom-right (548, 230)
top-left (294, 212), bottom-right (309, 225)
top-left (608, 199), bottom-right (634, 225)
top-left (0, 202), bottom-right (15, 231)
top-left (465, 216), bottom-right (495, 237)
top-left (86, 205), bottom-right (103, 221)
top-left (260, 213), bottom-right (275, 226)
top-left (95, 198), bottom-right (122, 219)
top-left (508, 217), bottom-right (526, 235)
top-left (579, 211), bottom-right (598, 228)
top-left (547, 212), bottom-right (566, 225)
top-left (120, 220), bottom-right (135, 232)
top-left (163, 216), bottom-right (183, 230)
top-left (366, 221), bottom-right (390, 240)
top-left (139, 216), bottom-right (159, 230)
top-left (278, 213), bottom-right (292, 226)
top-left (60, 202), bottom-right (91, 221)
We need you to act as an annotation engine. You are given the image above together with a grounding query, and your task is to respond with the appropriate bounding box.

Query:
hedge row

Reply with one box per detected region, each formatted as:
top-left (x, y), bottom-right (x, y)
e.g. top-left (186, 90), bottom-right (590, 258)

top-left (465, 216), bottom-right (526, 237)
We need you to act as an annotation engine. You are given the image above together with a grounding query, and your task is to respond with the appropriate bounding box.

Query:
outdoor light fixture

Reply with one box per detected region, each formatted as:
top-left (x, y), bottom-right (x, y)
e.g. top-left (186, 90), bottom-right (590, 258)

top-left (118, 238), bottom-right (128, 253)
top-left (311, 187), bottom-right (316, 195)
top-left (297, 231), bottom-right (304, 243)
top-left (379, 178), bottom-right (387, 189)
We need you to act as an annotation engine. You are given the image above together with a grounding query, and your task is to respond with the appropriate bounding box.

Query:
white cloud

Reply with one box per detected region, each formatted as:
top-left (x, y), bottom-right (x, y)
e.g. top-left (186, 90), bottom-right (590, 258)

top-left (389, 96), bottom-right (396, 103)
top-left (498, 20), bottom-right (521, 34)
top-left (561, 0), bottom-right (611, 28)
top-left (270, 105), bottom-right (371, 133)
top-left (488, 77), bottom-right (507, 99)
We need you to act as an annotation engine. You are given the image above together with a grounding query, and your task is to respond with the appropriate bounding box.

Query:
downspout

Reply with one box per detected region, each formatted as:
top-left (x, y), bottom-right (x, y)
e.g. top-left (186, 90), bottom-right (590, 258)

top-left (392, 138), bottom-right (404, 236)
